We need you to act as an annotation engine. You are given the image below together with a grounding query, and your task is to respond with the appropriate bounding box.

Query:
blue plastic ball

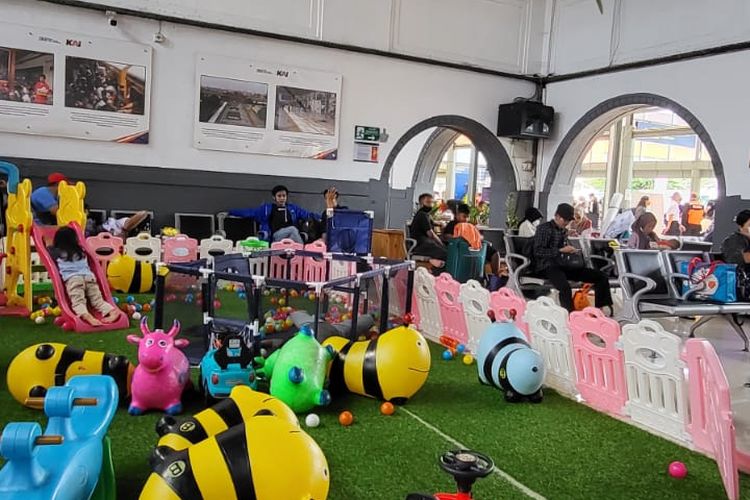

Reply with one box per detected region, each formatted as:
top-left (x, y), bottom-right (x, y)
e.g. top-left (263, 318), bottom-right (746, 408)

top-left (135, 303), bottom-right (142, 311)
top-left (113, 297), bottom-right (120, 304)
top-left (456, 344), bottom-right (466, 354)
top-left (238, 292), bottom-right (247, 300)
top-left (126, 295), bottom-right (135, 304)
top-left (184, 293), bottom-right (194, 304)
top-left (442, 350), bottom-right (454, 361)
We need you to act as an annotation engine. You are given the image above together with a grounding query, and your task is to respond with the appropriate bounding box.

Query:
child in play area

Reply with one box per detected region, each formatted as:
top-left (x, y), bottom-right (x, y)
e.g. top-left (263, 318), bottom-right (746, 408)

top-left (52, 226), bottom-right (121, 326)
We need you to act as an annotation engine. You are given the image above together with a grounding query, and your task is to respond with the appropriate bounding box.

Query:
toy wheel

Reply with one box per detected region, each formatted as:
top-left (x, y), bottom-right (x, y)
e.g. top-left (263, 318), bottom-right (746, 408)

top-left (439, 450), bottom-right (494, 481)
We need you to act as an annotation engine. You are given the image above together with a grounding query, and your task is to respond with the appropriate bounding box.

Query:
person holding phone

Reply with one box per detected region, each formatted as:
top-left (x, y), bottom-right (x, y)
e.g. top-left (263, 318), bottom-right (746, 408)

top-left (532, 203), bottom-right (613, 313)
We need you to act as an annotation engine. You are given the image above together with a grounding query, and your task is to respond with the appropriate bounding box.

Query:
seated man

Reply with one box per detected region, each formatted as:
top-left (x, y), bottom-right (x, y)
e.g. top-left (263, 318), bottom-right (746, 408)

top-left (31, 172), bottom-right (67, 225)
top-left (533, 203), bottom-right (613, 313)
top-left (409, 193), bottom-right (446, 264)
top-left (229, 185), bottom-right (319, 244)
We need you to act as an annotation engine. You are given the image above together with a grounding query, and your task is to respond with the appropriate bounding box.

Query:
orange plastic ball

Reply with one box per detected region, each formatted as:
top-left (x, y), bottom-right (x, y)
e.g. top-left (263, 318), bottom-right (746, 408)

top-left (380, 402), bottom-right (395, 416)
top-left (142, 303), bottom-right (152, 312)
top-left (338, 411), bottom-right (354, 426)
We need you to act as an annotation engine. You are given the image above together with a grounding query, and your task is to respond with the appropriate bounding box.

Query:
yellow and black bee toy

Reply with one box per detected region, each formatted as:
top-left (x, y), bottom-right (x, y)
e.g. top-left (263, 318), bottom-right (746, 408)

top-left (322, 325), bottom-right (431, 404)
top-left (106, 254), bottom-right (155, 293)
top-left (6, 343), bottom-right (134, 407)
top-left (141, 386), bottom-right (329, 500)
top-left (151, 385), bottom-right (299, 461)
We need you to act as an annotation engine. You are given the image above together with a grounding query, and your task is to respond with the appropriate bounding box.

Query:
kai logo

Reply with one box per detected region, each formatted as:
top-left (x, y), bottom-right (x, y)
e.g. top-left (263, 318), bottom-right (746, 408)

top-left (276, 70), bottom-right (289, 77)
top-left (166, 460), bottom-right (186, 479)
top-left (66, 39), bottom-right (82, 47)
top-left (179, 422), bottom-right (196, 433)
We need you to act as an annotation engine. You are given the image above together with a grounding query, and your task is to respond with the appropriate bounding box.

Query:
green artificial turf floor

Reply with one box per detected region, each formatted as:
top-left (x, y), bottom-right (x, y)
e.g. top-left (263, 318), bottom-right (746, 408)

top-left (0, 291), bottom-right (748, 499)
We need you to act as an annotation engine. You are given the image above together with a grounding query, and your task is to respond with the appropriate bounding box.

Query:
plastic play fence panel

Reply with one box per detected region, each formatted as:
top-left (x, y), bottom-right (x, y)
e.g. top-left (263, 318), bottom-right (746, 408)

top-left (270, 239), bottom-right (304, 281)
top-left (86, 232), bottom-right (123, 274)
top-left (435, 272), bottom-right (468, 347)
top-left (326, 209), bottom-right (373, 255)
top-left (684, 338), bottom-right (740, 500)
top-left (569, 307), bottom-right (627, 416)
top-left (621, 320), bottom-right (689, 444)
top-left (163, 235), bottom-right (199, 292)
top-left (489, 287), bottom-right (529, 339)
top-left (125, 233), bottom-right (161, 263)
top-left (412, 266), bottom-right (443, 343)
top-left (302, 240), bottom-right (327, 282)
top-left (525, 296), bottom-right (577, 397)
top-left (199, 235), bottom-right (234, 259)
top-left (459, 280), bottom-right (491, 354)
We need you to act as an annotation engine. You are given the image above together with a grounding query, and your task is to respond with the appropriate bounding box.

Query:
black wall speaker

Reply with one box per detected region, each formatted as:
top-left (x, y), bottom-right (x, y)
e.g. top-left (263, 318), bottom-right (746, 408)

top-left (497, 101), bottom-right (554, 139)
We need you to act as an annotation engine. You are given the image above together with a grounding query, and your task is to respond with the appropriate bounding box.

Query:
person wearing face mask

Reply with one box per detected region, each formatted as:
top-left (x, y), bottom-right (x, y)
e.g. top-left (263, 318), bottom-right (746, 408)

top-left (409, 193), bottom-right (446, 264)
top-left (721, 210), bottom-right (750, 270)
top-left (229, 185), bottom-right (319, 244)
top-left (518, 207), bottom-right (543, 237)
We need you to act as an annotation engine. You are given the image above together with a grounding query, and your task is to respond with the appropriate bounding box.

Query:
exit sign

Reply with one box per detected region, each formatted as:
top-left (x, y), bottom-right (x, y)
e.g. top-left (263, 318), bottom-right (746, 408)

top-left (355, 126), bottom-right (380, 142)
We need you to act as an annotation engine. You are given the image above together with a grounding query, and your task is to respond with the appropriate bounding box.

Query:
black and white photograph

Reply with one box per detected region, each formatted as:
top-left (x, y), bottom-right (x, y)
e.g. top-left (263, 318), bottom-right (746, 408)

top-left (199, 75), bottom-right (268, 128)
top-left (0, 47), bottom-right (54, 105)
top-left (65, 56), bottom-right (146, 115)
top-left (274, 85), bottom-right (337, 136)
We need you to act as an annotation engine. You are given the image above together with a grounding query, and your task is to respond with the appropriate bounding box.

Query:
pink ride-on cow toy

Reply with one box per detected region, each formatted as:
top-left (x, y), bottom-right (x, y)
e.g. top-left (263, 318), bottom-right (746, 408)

top-left (127, 317), bottom-right (190, 416)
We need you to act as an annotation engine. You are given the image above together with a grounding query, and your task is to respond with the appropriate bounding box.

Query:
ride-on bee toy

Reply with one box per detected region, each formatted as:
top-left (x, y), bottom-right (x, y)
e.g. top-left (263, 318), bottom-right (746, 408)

top-left (406, 450), bottom-right (494, 500)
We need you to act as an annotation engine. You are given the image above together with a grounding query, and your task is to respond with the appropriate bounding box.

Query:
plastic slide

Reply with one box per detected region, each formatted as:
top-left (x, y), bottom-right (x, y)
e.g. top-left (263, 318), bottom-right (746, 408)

top-left (0, 161), bottom-right (33, 317)
top-left (31, 222), bottom-right (129, 332)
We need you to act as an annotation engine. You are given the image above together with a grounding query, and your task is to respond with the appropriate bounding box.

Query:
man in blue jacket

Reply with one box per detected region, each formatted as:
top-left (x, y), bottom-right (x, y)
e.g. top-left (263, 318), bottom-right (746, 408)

top-left (229, 185), bottom-right (319, 243)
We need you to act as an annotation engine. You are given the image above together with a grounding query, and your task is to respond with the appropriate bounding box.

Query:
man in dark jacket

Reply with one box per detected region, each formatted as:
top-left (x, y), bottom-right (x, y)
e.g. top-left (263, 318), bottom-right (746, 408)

top-left (409, 193), bottom-right (446, 261)
top-left (533, 203), bottom-right (612, 313)
top-left (229, 185), bottom-right (319, 243)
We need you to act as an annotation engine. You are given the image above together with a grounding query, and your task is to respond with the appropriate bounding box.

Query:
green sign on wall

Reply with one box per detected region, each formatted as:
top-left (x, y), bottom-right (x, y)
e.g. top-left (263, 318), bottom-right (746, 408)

top-left (355, 126), bottom-right (380, 142)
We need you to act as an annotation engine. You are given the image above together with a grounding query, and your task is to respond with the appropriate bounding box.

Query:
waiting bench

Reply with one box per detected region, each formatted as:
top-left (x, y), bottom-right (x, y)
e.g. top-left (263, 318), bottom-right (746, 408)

top-left (616, 248), bottom-right (749, 351)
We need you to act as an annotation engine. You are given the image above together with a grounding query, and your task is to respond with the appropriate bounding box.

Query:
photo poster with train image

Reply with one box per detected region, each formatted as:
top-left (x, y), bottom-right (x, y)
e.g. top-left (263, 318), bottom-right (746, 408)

top-left (0, 22), bottom-right (151, 143)
top-left (194, 54), bottom-right (341, 160)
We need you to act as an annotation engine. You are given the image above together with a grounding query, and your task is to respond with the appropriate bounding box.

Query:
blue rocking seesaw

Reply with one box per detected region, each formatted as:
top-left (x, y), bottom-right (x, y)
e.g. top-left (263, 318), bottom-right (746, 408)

top-left (0, 375), bottom-right (118, 500)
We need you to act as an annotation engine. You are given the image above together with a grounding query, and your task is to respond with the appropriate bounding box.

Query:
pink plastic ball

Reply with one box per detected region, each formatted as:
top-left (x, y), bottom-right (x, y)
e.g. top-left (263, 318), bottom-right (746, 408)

top-left (668, 461), bottom-right (687, 479)
top-left (213, 300), bottom-right (222, 309)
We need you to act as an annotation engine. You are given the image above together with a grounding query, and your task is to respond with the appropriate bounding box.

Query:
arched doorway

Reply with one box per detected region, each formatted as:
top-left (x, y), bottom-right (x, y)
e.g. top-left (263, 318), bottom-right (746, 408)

top-left (380, 115), bottom-right (519, 228)
top-left (539, 93), bottom-right (726, 219)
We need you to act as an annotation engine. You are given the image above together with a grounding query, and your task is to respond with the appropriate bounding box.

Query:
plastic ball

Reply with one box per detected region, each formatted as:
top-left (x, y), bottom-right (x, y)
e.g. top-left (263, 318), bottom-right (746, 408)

top-left (266, 324), bottom-right (275, 333)
top-left (309, 293), bottom-right (316, 301)
top-left (442, 350), bottom-right (454, 361)
top-left (338, 411), bottom-right (354, 426)
top-left (278, 298), bottom-right (286, 307)
top-left (132, 312), bottom-right (142, 321)
top-left (263, 289), bottom-right (270, 296)
top-left (403, 312), bottom-right (414, 325)
top-left (270, 297), bottom-right (277, 305)
top-left (126, 295), bottom-right (135, 304)
top-left (456, 344), bottom-right (466, 354)
top-left (184, 293), bottom-right (194, 304)
top-left (238, 292), bottom-right (247, 300)
top-left (284, 318), bottom-right (294, 328)
top-left (134, 303), bottom-right (142, 311)
top-left (462, 354), bottom-right (474, 365)
top-left (113, 297), bottom-right (120, 304)
top-left (34, 316), bottom-right (45, 324)
top-left (51, 307), bottom-right (61, 317)
top-left (213, 300), bottom-right (222, 309)
top-left (380, 402), bottom-right (395, 416)
top-left (305, 414), bottom-right (320, 428)
top-left (290, 289), bottom-right (299, 298)
top-left (40, 303), bottom-right (50, 310)
top-left (668, 461), bottom-right (688, 479)
top-left (142, 303), bottom-right (151, 313)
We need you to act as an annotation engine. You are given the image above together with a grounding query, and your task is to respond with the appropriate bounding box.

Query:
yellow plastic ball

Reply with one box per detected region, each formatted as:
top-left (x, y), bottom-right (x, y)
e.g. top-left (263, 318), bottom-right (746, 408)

top-left (462, 354), bottom-right (474, 366)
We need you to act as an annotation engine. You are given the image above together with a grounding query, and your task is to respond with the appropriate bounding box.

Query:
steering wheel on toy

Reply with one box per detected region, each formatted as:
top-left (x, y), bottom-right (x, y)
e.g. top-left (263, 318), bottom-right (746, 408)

top-left (439, 450), bottom-right (494, 481)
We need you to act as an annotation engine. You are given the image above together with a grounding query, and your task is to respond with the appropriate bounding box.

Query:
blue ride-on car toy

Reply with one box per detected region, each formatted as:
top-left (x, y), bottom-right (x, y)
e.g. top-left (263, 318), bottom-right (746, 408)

top-left (199, 323), bottom-right (258, 405)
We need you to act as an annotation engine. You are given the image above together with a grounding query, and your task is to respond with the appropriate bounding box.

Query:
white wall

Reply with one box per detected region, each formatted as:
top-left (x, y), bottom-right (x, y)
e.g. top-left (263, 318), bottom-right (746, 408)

top-left (549, 0), bottom-right (750, 74)
top-left (541, 50), bottom-right (750, 211)
top-left (69, 0), bottom-right (547, 75)
top-left (1, 0), bottom-right (536, 183)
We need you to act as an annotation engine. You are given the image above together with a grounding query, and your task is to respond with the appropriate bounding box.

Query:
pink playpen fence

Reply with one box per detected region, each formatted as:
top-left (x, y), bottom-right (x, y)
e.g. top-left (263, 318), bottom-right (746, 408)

top-left (569, 307), bottom-right (627, 416)
top-left (434, 272), bottom-right (468, 346)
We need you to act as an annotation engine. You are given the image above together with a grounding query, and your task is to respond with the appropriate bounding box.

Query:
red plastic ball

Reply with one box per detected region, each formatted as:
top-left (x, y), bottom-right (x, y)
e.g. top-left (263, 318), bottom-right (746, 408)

top-left (380, 402), bottom-right (395, 416)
